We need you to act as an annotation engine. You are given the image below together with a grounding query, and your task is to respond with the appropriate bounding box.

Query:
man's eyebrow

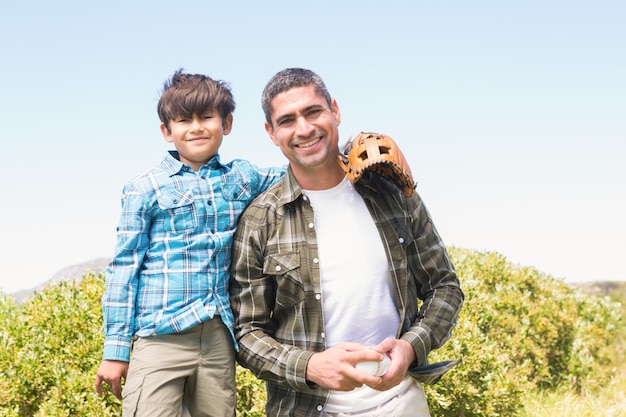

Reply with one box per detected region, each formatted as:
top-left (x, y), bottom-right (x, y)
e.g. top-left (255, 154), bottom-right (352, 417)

top-left (274, 112), bottom-right (294, 125)
top-left (275, 104), bottom-right (325, 121)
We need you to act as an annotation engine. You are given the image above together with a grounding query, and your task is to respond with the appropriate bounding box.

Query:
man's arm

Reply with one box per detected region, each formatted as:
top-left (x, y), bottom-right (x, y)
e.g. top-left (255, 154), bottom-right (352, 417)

top-left (229, 212), bottom-right (314, 390)
top-left (230, 205), bottom-right (383, 391)
top-left (402, 192), bottom-right (464, 367)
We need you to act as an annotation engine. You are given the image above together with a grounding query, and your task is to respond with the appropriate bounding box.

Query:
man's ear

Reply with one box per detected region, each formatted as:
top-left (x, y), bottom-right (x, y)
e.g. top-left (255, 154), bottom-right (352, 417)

top-left (331, 98), bottom-right (341, 126)
top-left (160, 123), bottom-right (173, 143)
top-left (265, 121), bottom-right (279, 146)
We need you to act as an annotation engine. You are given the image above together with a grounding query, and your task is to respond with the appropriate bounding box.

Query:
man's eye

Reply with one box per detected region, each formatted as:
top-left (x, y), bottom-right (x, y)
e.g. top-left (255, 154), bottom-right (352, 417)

top-left (306, 108), bottom-right (323, 118)
top-left (277, 117), bottom-right (294, 126)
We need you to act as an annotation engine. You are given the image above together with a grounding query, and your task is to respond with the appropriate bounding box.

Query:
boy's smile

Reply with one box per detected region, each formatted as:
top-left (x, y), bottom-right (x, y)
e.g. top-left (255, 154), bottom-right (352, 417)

top-left (160, 111), bottom-right (233, 172)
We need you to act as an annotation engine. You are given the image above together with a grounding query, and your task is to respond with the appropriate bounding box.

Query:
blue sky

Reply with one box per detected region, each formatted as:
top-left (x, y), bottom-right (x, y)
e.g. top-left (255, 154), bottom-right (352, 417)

top-left (1, 0), bottom-right (624, 294)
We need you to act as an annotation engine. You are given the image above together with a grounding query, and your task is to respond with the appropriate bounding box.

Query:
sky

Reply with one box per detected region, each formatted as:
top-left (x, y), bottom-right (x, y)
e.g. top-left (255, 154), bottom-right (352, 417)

top-left (0, 0), bottom-right (624, 294)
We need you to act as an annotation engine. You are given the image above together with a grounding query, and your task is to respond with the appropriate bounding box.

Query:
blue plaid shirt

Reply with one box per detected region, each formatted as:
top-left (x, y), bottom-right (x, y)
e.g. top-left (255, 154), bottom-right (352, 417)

top-left (102, 151), bottom-right (284, 361)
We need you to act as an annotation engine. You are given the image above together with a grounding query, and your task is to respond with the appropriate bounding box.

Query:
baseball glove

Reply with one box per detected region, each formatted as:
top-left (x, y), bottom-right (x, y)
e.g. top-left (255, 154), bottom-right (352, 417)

top-left (338, 132), bottom-right (416, 197)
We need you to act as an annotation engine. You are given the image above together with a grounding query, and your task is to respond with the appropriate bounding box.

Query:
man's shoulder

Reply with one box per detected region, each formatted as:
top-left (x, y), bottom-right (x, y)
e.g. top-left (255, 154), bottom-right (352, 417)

top-left (242, 178), bottom-right (289, 215)
top-left (250, 178), bottom-right (286, 205)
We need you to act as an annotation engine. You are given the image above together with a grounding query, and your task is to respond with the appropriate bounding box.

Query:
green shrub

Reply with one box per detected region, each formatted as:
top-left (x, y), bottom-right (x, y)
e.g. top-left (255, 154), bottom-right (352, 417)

top-left (0, 274), bottom-right (265, 417)
top-left (424, 248), bottom-right (623, 417)
top-left (0, 273), bottom-right (119, 416)
top-left (0, 249), bottom-right (622, 417)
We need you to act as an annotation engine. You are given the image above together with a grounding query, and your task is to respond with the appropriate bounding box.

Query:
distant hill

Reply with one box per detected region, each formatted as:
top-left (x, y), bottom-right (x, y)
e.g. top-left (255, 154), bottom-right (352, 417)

top-left (9, 257), bottom-right (626, 304)
top-left (12, 258), bottom-right (111, 302)
top-left (572, 280), bottom-right (626, 301)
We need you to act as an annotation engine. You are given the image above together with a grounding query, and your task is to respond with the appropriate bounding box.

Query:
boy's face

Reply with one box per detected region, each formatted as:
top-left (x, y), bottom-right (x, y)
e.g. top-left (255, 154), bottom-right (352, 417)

top-left (160, 111), bottom-right (232, 172)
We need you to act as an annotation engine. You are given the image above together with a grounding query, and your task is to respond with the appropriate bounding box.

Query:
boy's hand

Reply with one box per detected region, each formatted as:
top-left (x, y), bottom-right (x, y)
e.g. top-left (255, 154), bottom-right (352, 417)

top-left (95, 360), bottom-right (129, 400)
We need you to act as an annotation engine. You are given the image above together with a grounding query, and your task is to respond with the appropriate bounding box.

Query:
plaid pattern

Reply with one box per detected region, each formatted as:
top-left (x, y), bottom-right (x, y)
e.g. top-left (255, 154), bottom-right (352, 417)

top-left (102, 151), bottom-right (283, 361)
top-left (230, 169), bottom-right (464, 417)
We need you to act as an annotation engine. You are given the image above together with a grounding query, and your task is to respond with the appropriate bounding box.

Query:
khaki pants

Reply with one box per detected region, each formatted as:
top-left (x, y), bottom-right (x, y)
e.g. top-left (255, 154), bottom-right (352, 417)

top-left (321, 379), bottom-right (430, 417)
top-left (121, 318), bottom-right (236, 417)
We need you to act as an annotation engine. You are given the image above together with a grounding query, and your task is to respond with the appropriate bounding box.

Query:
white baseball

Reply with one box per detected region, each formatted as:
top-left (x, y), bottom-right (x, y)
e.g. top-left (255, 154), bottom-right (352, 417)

top-left (355, 353), bottom-right (391, 377)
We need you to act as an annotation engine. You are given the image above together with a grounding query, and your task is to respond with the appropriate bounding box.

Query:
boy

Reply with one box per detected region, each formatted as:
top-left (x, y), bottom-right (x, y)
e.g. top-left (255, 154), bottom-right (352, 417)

top-left (94, 69), bottom-right (283, 417)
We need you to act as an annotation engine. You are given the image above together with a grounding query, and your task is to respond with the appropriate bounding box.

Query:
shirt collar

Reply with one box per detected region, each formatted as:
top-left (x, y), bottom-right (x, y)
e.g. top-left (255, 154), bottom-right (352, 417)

top-left (278, 168), bottom-right (382, 205)
top-left (160, 151), bottom-right (224, 176)
top-left (274, 168), bottom-right (304, 208)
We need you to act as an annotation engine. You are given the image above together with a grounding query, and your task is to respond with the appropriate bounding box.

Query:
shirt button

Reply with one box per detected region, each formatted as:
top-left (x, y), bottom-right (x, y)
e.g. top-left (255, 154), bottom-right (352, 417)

top-left (303, 195), bottom-right (308, 201)
top-left (399, 237), bottom-right (405, 243)
top-left (316, 405), bottom-right (323, 412)
top-left (275, 265), bottom-right (282, 272)
top-left (313, 258), bottom-right (319, 264)
top-left (321, 332), bottom-right (325, 339)
top-left (207, 201), bottom-right (212, 205)
top-left (315, 294), bottom-right (321, 300)
top-left (308, 223), bottom-right (314, 229)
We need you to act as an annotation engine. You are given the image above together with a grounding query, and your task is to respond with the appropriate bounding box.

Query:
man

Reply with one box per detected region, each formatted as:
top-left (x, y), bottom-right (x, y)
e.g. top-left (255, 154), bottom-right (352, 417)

top-left (230, 68), bottom-right (463, 417)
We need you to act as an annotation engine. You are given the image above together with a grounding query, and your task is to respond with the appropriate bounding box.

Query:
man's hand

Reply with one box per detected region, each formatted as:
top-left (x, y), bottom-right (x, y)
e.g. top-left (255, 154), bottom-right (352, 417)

top-left (94, 360), bottom-right (129, 400)
top-left (306, 343), bottom-right (385, 391)
top-left (367, 337), bottom-right (416, 391)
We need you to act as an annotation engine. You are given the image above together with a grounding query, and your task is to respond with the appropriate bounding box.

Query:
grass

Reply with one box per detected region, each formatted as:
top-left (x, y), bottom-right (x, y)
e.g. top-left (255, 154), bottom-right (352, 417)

top-left (522, 372), bottom-right (626, 417)
top-left (522, 280), bottom-right (626, 417)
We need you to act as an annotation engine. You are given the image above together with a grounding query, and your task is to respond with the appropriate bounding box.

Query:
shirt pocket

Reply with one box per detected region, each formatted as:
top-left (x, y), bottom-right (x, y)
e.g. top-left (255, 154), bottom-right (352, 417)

top-left (221, 175), bottom-right (255, 202)
top-left (263, 252), bottom-right (304, 308)
top-left (156, 189), bottom-right (198, 232)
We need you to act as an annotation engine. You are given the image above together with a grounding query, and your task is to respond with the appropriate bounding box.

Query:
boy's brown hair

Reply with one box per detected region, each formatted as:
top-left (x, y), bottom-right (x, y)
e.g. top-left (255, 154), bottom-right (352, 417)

top-left (158, 69), bottom-right (236, 133)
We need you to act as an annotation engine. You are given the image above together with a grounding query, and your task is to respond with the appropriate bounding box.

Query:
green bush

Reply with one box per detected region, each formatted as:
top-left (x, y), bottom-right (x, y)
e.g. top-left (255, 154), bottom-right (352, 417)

top-left (0, 274), bottom-right (265, 417)
top-left (0, 274), bottom-right (119, 416)
top-left (0, 249), bottom-right (622, 417)
top-left (424, 248), bottom-right (623, 417)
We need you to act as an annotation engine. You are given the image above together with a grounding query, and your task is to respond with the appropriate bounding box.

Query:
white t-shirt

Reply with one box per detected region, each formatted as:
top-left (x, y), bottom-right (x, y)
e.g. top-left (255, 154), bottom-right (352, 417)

top-left (303, 176), bottom-right (410, 412)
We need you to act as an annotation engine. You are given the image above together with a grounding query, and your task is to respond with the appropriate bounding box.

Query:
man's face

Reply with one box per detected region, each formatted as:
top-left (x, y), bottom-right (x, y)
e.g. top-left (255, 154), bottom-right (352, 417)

top-left (264, 85), bottom-right (341, 179)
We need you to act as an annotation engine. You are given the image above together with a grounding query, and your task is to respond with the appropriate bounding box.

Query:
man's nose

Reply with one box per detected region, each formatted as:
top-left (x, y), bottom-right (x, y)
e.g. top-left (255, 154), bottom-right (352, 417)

top-left (294, 116), bottom-right (314, 137)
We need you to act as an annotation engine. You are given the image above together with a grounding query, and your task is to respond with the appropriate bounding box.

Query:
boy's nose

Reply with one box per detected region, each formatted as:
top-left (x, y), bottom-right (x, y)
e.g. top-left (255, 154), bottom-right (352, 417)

top-left (190, 117), bottom-right (205, 131)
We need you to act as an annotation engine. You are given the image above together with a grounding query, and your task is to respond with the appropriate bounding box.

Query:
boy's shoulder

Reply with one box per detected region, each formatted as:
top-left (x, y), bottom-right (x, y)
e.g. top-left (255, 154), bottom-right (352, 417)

top-left (122, 156), bottom-right (175, 194)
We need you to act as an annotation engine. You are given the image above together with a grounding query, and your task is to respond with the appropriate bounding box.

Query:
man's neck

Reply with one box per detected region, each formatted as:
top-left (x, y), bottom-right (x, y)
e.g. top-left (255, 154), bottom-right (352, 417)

top-left (292, 164), bottom-right (346, 191)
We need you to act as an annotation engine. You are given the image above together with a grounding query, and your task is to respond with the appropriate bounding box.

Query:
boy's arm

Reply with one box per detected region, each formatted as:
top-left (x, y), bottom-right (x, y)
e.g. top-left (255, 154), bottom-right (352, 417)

top-left (101, 183), bottom-right (152, 362)
top-left (254, 164), bottom-right (286, 193)
top-left (94, 360), bottom-right (128, 400)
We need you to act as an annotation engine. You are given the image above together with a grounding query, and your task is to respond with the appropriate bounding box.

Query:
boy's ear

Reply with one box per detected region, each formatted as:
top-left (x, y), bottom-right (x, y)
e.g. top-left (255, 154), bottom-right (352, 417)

top-left (223, 114), bottom-right (234, 135)
top-left (160, 123), bottom-right (173, 143)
